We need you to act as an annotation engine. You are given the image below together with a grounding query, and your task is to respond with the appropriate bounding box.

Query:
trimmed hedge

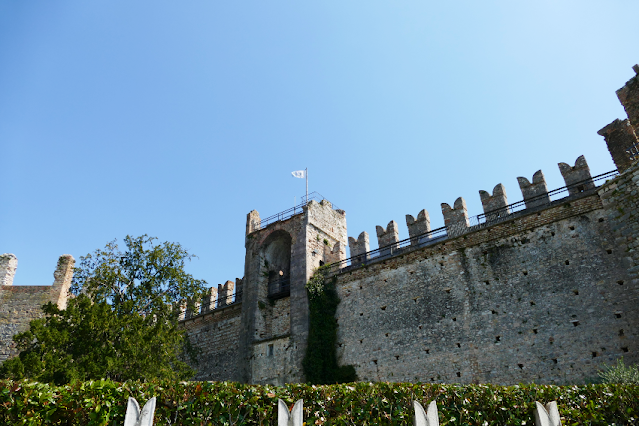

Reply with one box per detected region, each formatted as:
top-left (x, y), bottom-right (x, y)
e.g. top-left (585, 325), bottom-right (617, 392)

top-left (0, 380), bottom-right (637, 425)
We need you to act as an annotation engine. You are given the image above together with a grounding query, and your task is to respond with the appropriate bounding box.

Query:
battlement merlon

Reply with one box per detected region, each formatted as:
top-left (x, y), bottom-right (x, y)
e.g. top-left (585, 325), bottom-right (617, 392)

top-left (599, 119), bottom-right (639, 173)
top-left (616, 65), bottom-right (639, 133)
top-left (442, 197), bottom-right (469, 238)
top-left (479, 184), bottom-right (510, 221)
top-left (235, 277), bottom-right (243, 300)
top-left (51, 254), bottom-right (75, 310)
top-left (558, 155), bottom-right (595, 196)
top-left (184, 296), bottom-right (200, 319)
top-left (517, 170), bottom-right (550, 209)
top-left (348, 231), bottom-right (370, 266)
top-left (217, 280), bottom-right (235, 308)
top-left (376, 220), bottom-right (400, 248)
top-left (246, 210), bottom-right (261, 235)
top-left (201, 286), bottom-right (218, 314)
top-left (406, 210), bottom-right (430, 245)
top-left (0, 253), bottom-right (18, 286)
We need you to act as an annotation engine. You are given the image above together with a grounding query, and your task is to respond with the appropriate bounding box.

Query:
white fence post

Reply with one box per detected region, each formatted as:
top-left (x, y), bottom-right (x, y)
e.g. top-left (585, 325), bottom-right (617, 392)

top-left (124, 397), bottom-right (156, 426)
top-left (278, 399), bottom-right (303, 426)
top-left (534, 401), bottom-right (562, 426)
top-left (413, 400), bottom-right (439, 426)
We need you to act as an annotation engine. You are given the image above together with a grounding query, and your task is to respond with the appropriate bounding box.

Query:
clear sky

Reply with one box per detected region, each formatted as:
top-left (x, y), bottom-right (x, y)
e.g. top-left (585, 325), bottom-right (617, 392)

top-left (1, 1), bottom-right (638, 288)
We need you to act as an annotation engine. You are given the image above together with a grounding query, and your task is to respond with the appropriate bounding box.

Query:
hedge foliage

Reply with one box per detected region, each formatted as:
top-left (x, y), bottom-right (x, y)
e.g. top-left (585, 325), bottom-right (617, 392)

top-left (0, 380), bottom-right (637, 426)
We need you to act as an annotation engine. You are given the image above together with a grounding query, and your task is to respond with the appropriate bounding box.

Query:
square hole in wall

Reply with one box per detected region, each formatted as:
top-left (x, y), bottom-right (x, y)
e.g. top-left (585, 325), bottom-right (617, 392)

top-left (267, 344), bottom-right (274, 357)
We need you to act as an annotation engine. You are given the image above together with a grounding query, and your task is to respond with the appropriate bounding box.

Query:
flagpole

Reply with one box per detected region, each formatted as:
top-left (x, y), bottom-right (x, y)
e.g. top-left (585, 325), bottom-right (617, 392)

top-left (305, 168), bottom-right (308, 204)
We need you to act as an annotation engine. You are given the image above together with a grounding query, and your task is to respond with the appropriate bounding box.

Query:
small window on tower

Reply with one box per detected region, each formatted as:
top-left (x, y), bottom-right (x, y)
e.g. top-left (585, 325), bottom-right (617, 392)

top-left (267, 344), bottom-right (274, 357)
top-left (319, 260), bottom-right (325, 267)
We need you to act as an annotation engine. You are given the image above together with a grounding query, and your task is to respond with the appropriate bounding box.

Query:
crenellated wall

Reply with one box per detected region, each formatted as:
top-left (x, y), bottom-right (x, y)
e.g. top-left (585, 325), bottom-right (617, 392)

top-left (0, 254), bottom-right (75, 363)
top-left (179, 64), bottom-right (639, 385)
top-left (332, 184), bottom-right (635, 384)
top-left (182, 303), bottom-right (243, 381)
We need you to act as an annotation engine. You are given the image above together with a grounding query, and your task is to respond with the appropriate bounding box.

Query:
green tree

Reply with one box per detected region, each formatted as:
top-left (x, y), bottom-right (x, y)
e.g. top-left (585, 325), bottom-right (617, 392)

top-left (0, 235), bottom-right (207, 384)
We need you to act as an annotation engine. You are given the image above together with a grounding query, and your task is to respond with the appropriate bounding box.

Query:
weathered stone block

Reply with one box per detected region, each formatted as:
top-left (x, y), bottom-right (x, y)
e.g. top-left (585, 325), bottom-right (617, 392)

top-left (479, 184), bottom-right (510, 222)
top-left (558, 155), bottom-right (595, 195)
top-left (376, 221), bottom-right (400, 257)
top-left (442, 197), bottom-right (469, 237)
top-left (348, 232), bottom-right (370, 266)
top-left (406, 210), bottom-right (431, 246)
top-left (0, 254), bottom-right (17, 286)
top-left (518, 170), bottom-right (550, 209)
top-left (616, 65), bottom-right (639, 133)
top-left (598, 119), bottom-right (639, 172)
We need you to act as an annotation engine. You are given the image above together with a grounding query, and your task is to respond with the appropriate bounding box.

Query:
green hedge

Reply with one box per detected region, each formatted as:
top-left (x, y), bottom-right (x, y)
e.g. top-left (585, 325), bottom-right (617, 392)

top-left (0, 380), bottom-right (637, 425)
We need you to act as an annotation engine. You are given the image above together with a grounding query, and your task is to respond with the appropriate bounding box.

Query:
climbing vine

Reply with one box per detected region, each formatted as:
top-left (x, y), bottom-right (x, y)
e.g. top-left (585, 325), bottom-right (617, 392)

top-left (302, 265), bottom-right (357, 384)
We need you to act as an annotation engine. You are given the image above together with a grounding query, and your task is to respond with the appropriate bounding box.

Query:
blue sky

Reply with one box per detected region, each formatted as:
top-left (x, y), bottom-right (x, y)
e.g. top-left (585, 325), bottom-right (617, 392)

top-left (1, 1), bottom-right (638, 288)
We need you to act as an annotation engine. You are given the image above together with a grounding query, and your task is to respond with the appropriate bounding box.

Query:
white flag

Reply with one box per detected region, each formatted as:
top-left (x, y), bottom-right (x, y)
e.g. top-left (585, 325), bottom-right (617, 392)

top-left (291, 170), bottom-right (306, 179)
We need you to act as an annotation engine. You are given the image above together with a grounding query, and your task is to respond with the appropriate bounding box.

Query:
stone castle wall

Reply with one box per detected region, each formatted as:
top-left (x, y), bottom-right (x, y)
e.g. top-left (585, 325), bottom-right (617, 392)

top-left (3, 66), bottom-right (638, 386)
top-left (0, 255), bottom-right (74, 362)
top-left (181, 65), bottom-right (639, 385)
top-left (182, 303), bottom-right (243, 381)
top-left (332, 187), bottom-right (636, 384)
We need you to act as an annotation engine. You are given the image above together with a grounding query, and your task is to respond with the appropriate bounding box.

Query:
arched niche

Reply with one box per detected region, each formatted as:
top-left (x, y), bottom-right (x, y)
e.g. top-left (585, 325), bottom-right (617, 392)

top-left (261, 230), bottom-right (292, 298)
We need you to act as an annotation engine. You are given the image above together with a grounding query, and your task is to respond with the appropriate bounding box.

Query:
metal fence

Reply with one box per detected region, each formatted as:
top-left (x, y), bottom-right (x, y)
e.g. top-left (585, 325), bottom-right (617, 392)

top-left (467, 170), bottom-right (618, 227)
top-left (257, 192), bottom-right (340, 229)
top-left (324, 169), bottom-right (619, 275)
top-left (214, 291), bottom-right (241, 309)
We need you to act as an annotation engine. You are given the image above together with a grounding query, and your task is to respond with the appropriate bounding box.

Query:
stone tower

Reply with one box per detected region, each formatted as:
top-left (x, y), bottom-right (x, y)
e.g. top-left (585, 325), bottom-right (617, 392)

top-left (237, 199), bottom-right (347, 384)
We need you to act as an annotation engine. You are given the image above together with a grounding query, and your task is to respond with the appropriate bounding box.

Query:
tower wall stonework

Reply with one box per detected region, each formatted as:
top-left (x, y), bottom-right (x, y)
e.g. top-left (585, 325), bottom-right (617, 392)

top-left (616, 65), bottom-right (639, 133)
top-left (0, 255), bottom-right (74, 363)
top-left (227, 199), bottom-right (348, 385)
top-left (598, 119), bottom-right (639, 172)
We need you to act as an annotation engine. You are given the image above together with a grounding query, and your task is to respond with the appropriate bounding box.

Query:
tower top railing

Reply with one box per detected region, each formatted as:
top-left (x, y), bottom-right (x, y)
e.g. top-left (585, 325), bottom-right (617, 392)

top-left (257, 192), bottom-right (341, 228)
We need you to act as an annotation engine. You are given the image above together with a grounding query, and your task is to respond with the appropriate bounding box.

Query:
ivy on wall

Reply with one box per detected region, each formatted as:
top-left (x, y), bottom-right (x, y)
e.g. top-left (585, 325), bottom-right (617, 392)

top-left (302, 266), bottom-right (357, 384)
